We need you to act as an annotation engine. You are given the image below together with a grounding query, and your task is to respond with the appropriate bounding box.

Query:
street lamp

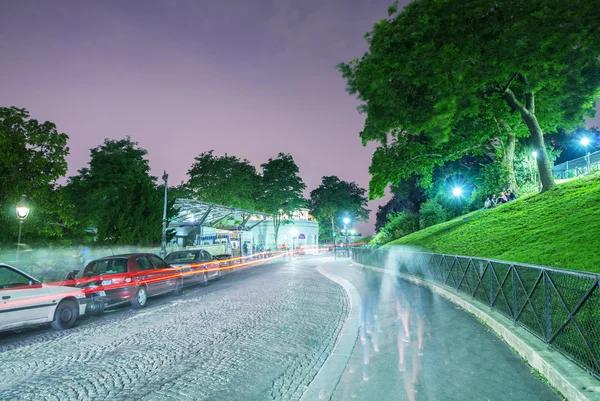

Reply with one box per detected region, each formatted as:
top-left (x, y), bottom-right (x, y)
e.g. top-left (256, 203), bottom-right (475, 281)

top-left (452, 187), bottom-right (463, 197)
top-left (581, 138), bottom-right (591, 173)
top-left (160, 171), bottom-right (168, 258)
top-left (342, 217), bottom-right (351, 257)
top-left (15, 195), bottom-right (30, 265)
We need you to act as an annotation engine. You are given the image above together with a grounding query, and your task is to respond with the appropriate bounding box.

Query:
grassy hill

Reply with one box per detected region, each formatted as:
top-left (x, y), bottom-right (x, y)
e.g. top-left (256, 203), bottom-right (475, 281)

top-left (388, 173), bottom-right (600, 273)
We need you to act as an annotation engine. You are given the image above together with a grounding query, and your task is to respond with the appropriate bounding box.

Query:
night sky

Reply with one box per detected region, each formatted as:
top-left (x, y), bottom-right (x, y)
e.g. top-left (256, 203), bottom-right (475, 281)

top-left (1, 0), bottom-right (598, 234)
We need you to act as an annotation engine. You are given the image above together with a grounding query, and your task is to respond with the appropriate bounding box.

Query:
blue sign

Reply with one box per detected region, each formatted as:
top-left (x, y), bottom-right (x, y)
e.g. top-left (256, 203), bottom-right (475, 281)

top-left (237, 225), bottom-right (243, 231)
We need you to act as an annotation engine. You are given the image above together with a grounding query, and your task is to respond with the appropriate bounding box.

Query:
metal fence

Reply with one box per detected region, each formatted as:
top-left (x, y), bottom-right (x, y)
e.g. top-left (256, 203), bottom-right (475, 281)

top-left (552, 149), bottom-right (600, 179)
top-left (352, 248), bottom-right (600, 379)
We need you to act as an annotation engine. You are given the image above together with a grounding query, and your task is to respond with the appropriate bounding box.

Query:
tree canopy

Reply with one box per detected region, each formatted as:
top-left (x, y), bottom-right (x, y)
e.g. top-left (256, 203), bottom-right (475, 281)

top-left (257, 153), bottom-right (306, 246)
top-left (339, 0), bottom-right (600, 197)
top-left (65, 138), bottom-right (167, 245)
top-left (309, 176), bottom-right (370, 241)
top-left (0, 107), bottom-right (72, 244)
top-left (186, 150), bottom-right (259, 210)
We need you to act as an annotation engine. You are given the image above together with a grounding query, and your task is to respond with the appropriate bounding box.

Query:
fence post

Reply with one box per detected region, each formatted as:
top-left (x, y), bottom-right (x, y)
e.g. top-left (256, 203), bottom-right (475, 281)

top-left (489, 262), bottom-right (494, 307)
top-left (543, 270), bottom-right (552, 344)
top-left (512, 266), bottom-right (518, 324)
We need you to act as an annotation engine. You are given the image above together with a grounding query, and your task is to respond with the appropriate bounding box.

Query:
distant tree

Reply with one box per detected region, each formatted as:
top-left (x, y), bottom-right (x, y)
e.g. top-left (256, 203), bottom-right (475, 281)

top-left (0, 107), bottom-right (73, 245)
top-left (339, 0), bottom-right (600, 194)
top-left (65, 138), bottom-right (167, 245)
top-left (257, 153), bottom-right (306, 247)
top-left (309, 176), bottom-right (370, 242)
top-left (186, 150), bottom-right (260, 210)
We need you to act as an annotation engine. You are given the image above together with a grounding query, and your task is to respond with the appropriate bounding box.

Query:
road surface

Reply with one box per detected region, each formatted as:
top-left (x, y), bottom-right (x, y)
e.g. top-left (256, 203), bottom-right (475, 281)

top-left (0, 258), bottom-right (347, 401)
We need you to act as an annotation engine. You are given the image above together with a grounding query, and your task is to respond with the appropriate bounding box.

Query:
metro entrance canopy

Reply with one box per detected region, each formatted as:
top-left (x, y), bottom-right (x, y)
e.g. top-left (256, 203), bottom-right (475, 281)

top-left (171, 199), bottom-right (272, 230)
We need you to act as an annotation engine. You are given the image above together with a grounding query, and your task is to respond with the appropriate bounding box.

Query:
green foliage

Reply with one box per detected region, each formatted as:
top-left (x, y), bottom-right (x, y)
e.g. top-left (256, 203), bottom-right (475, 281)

top-left (187, 150), bottom-right (259, 210)
top-left (339, 0), bottom-right (600, 196)
top-left (65, 138), bottom-right (168, 246)
top-left (309, 176), bottom-right (370, 241)
top-left (371, 212), bottom-right (419, 246)
top-left (257, 153), bottom-right (306, 245)
top-left (0, 107), bottom-right (73, 245)
top-left (419, 199), bottom-right (447, 229)
top-left (390, 173), bottom-right (600, 273)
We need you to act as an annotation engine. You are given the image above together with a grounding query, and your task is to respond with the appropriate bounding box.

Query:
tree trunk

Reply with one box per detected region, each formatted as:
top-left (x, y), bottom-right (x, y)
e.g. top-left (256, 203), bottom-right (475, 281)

top-left (503, 89), bottom-right (556, 192)
top-left (272, 218), bottom-right (280, 248)
top-left (502, 132), bottom-right (518, 192)
top-left (331, 215), bottom-right (336, 254)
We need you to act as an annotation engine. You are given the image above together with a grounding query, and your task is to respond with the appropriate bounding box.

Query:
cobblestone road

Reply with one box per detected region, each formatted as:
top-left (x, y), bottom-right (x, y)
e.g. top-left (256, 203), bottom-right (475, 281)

top-left (0, 258), bottom-right (348, 401)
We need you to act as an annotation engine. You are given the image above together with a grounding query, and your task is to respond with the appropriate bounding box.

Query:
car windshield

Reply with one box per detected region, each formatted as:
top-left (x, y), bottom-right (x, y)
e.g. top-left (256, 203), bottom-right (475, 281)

top-left (84, 258), bottom-right (128, 277)
top-left (165, 252), bottom-right (197, 263)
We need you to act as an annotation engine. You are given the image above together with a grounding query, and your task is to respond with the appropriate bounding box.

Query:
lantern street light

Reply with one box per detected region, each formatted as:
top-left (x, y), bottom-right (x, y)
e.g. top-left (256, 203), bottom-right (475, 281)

top-left (160, 171), bottom-right (168, 258)
top-left (452, 187), bottom-right (463, 197)
top-left (15, 195), bottom-right (30, 265)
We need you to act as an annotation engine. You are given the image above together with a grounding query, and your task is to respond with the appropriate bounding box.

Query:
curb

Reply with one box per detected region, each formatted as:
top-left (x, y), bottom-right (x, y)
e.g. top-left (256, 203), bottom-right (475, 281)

top-left (353, 262), bottom-right (600, 401)
top-left (300, 261), bottom-right (362, 401)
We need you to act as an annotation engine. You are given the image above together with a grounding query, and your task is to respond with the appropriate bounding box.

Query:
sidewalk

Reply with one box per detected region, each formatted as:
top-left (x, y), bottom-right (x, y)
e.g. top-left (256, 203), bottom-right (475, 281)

top-left (322, 260), bottom-right (561, 401)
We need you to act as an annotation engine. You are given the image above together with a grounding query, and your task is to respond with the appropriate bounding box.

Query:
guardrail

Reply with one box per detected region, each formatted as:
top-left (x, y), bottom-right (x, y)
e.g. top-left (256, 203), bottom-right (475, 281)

top-left (552, 149), bottom-right (600, 179)
top-left (352, 248), bottom-right (600, 380)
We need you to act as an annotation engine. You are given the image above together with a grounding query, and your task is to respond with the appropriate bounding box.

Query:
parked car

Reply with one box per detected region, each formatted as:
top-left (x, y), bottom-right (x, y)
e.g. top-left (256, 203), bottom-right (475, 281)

top-left (0, 263), bottom-right (87, 332)
top-left (165, 250), bottom-right (223, 287)
top-left (73, 253), bottom-right (183, 311)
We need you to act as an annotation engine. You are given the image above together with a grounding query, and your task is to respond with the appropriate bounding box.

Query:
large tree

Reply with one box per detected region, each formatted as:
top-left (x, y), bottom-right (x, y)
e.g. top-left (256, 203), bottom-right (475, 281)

top-left (186, 150), bottom-right (260, 210)
top-left (257, 153), bottom-right (306, 247)
top-left (0, 107), bottom-right (73, 245)
top-left (309, 176), bottom-right (370, 241)
top-left (65, 138), bottom-right (166, 245)
top-left (339, 0), bottom-right (600, 195)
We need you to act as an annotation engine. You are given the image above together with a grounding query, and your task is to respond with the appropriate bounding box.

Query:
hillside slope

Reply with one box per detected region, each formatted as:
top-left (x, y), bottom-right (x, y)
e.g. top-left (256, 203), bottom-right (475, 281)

top-left (389, 173), bottom-right (600, 273)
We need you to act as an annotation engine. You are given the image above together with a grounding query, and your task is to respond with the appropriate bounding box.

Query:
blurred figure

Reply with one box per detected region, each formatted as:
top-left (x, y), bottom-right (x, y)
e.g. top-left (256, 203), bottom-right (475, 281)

top-left (76, 241), bottom-right (92, 270)
top-left (360, 267), bottom-right (382, 381)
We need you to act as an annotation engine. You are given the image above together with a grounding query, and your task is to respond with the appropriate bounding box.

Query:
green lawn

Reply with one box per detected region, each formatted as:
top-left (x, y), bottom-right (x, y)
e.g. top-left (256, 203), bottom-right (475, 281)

top-left (388, 173), bottom-right (600, 273)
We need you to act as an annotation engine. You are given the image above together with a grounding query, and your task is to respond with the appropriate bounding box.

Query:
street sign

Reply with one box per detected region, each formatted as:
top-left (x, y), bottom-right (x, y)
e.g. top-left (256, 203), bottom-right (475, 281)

top-left (237, 225), bottom-right (243, 231)
top-left (298, 233), bottom-right (305, 239)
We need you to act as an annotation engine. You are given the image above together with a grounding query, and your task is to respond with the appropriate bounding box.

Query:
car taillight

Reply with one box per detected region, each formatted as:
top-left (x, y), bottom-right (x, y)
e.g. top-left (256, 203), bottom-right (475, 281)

top-left (124, 277), bottom-right (132, 283)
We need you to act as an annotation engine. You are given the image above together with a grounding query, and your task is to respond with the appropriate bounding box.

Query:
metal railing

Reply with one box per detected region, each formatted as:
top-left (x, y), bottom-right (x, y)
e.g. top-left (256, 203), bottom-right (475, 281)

top-left (553, 149), bottom-right (600, 179)
top-left (352, 248), bottom-right (600, 379)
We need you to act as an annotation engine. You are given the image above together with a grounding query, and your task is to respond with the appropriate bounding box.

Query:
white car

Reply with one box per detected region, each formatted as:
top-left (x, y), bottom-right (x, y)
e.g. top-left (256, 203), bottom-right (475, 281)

top-left (0, 263), bottom-right (87, 332)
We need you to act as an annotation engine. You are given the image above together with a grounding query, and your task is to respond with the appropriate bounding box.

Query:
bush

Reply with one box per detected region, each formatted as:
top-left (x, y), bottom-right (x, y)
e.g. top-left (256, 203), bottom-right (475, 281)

top-left (419, 200), bottom-right (447, 229)
top-left (371, 212), bottom-right (419, 245)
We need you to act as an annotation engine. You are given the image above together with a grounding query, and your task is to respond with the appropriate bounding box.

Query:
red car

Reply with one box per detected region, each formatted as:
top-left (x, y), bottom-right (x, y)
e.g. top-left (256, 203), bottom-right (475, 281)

top-left (75, 253), bottom-right (183, 312)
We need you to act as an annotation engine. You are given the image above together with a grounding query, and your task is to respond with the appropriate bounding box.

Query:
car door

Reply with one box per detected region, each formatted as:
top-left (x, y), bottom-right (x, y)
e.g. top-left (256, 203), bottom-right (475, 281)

top-left (0, 265), bottom-right (50, 329)
top-left (149, 255), bottom-right (178, 293)
top-left (202, 251), bottom-right (220, 279)
top-left (136, 256), bottom-right (165, 296)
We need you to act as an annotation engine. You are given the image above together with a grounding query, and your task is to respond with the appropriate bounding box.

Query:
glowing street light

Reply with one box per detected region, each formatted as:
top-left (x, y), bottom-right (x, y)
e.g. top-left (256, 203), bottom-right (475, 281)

top-left (15, 195), bottom-right (30, 266)
top-left (343, 217), bottom-right (350, 225)
top-left (532, 151), bottom-right (538, 159)
top-left (581, 137), bottom-right (592, 172)
top-left (452, 187), bottom-right (463, 197)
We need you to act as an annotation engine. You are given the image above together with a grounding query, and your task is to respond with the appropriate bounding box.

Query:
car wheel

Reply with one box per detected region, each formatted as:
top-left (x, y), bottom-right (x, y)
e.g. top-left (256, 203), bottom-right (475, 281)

top-left (172, 278), bottom-right (183, 295)
top-left (201, 272), bottom-right (208, 287)
top-left (51, 299), bottom-right (79, 330)
top-left (86, 299), bottom-right (105, 316)
top-left (131, 286), bottom-right (148, 309)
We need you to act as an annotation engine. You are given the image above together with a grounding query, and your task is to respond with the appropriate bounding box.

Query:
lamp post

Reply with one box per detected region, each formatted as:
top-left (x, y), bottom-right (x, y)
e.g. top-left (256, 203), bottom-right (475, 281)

top-left (343, 217), bottom-right (351, 258)
top-left (15, 195), bottom-right (30, 266)
top-left (581, 138), bottom-right (591, 173)
top-left (160, 171), bottom-right (168, 258)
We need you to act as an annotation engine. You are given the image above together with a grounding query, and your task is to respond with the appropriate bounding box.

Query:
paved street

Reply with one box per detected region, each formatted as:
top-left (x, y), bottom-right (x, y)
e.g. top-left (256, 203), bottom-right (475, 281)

top-left (323, 260), bottom-right (561, 401)
top-left (0, 258), bottom-right (347, 401)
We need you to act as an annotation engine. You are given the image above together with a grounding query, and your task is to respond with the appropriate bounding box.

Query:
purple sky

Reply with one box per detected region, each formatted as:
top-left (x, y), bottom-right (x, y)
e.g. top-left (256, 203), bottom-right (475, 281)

top-left (1, 0), bottom-right (598, 235)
